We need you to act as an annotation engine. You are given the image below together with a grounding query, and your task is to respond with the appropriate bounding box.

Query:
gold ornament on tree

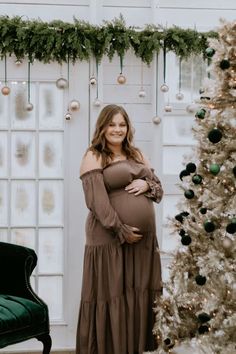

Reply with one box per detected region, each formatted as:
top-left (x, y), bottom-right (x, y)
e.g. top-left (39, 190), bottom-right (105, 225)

top-left (93, 59), bottom-right (102, 107)
top-left (117, 55), bottom-right (126, 84)
top-left (160, 41), bottom-right (169, 92)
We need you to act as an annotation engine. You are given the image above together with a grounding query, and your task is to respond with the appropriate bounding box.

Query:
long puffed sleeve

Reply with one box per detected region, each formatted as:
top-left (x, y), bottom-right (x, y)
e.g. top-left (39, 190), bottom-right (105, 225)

top-left (80, 169), bottom-right (130, 244)
top-left (144, 169), bottom-right (163, 203)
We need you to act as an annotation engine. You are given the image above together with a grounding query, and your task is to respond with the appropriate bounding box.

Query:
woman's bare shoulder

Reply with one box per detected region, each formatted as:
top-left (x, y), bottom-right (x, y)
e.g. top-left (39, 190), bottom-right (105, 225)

top-left (80, 150), bottom-right (102, 176)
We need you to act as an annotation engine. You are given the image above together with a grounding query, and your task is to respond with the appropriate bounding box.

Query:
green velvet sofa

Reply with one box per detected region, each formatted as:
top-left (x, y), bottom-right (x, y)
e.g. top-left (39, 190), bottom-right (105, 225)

top-left (0, 242), bottom-right (51, 353)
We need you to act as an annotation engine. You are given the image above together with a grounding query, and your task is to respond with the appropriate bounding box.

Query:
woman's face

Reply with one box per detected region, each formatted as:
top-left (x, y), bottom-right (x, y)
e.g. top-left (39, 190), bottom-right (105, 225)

top-left (104, 112), bottom-right (128, 148)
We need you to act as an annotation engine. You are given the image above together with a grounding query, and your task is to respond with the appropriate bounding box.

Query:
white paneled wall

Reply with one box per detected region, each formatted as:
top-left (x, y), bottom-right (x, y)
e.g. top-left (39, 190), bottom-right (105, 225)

top-left (0, 1), bottom-right (236, 352)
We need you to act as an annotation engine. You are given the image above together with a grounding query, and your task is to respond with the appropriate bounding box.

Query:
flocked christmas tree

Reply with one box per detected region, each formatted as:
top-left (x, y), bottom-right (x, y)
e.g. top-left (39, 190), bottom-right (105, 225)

top-left (153, 20), bottom-right (236, 354)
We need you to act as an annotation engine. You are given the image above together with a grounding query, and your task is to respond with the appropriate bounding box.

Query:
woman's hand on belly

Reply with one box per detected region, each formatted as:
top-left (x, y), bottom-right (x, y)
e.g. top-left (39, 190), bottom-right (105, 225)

top-left (122, 224), bottom-right (143, 244)
top-left (125, 178), bottom-right (149, 196)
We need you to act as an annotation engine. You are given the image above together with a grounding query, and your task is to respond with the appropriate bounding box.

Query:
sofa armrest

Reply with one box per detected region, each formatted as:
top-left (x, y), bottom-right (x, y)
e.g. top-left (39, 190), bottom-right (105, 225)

top-left (0, 242), bottom-right (43, 304)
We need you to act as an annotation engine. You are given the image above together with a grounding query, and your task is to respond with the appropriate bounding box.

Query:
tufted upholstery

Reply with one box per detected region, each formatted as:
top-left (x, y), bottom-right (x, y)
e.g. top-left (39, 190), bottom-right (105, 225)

top-left (0, 242), bottom-right (51, 353)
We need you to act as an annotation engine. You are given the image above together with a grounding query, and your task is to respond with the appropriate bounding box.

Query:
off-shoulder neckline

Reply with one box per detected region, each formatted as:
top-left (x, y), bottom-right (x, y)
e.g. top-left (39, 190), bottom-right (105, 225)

top-left (79, 160), bottom-right (129, 179)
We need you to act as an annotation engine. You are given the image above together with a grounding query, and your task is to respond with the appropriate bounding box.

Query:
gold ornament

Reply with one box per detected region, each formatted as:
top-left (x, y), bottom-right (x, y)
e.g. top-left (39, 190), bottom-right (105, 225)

top-left (26, 102), bottom-right (34, 111)
top-left (90, 76), bottom-right (97, 85)
top-left (117, 74), bottom-right (126, 84)
top-left (1, 86), bottom-right (11, 95)
top-left (160, 83), bottom-right (169, 92)
top-left (69, 99), bottom-right (80, 111)
top-left (56, 78), bottom-right (68, 89)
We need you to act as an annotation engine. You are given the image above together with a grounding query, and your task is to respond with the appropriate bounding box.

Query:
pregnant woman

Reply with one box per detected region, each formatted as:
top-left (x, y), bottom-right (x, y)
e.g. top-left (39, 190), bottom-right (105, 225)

top-left (76, 104), bottom-right (163, 354)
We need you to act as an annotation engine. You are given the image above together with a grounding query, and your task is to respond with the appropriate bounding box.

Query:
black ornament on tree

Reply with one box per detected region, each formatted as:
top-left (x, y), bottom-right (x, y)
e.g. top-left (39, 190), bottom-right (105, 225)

top-left (204, 220), bottom-right (215, 233)
top-left (219, 59), bottom-right (230, 70)
top-left (186, 162), bottom-right (197, 173)
top-left (200, 207), bottom-right (207, 215)
top-left (226, 222), bottom-right (236, 234)
top-left (208, 128), bottom-right (222, 144)
top-left (181, 234), bottom-right (192, 245)
top-left (184, 189), bottom-right (195, 199)
top-left (192, 174), bottom-right (202, 184)
top-left (198, 325), bottom-right (209, 334)
top-left (179, 229), bottom-right (186, 236)
top-left (195, 274), bottom-right (207, 285)
top-left (181, 211), bottom-right (190, 217)
top-left (233, 166), bottom-right (236, 177)
top-left (179, 169), bottom-right (190, 180)
top-left (198, 312), bottom-right (211, 323)
top-left (175, 214), bottom-right (184, 223)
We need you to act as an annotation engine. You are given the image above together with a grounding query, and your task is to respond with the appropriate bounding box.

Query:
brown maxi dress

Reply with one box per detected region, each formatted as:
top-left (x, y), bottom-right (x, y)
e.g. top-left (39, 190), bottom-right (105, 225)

top-left (76, 159), bottom-right (163, 354)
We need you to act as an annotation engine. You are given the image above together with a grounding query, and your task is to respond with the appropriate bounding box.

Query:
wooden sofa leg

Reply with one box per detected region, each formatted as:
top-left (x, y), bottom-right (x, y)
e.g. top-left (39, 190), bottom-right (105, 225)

top-left (36, 334), bottom-right (52, 354)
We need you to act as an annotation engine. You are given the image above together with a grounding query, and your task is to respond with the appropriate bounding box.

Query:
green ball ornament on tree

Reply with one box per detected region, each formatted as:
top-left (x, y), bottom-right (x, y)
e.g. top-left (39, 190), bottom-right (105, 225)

top-left (205, 47), bottom-right (215, 58)
top-left (209, 164), bottom-right (221, 175)
top-left (184, 189), bottom-right (195, 199)
top-left (204, 220), bottom-right (215, 233)
top-left (195, 274), bottom-right (207, 285)
top-left (219, 59), bottom-right (230, 70)
top-left (208, 128), bottom-right (222, 143)
top-left (195, 109), bottom-right (206, 119)
top-left (186, 162), bottom-right (196, 173)
top-left (192, 174), bottom-right (203, 184)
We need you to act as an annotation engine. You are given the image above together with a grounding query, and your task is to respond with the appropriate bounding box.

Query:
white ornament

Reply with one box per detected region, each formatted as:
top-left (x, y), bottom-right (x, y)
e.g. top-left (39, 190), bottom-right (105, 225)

top-left (65, 111), bottom-right (72, 121)
top-left (1, 86), bottom-right (11, 95)
top-left (186, 103), bottom-right (198, 114)
top-left (138, 89), bottom-right (146, 98)
top-left (56, 78), bottom-right (68, 89)
top-left (164, 104), bottom-right (172, 112)
top-left (176, 92), bottom-right (184, 100)
top-left (69, 99), bottom-right (80, 111)
top-left (160, 83), bottom-right (169, 92)
top-left (93, 98), bottom-right (102, 107)
top-left (152, 116), bottom-right (162, 124)
top-left (26, 102), bottom-right (34, 111)
top-left (90, 76), bottom-right (97, 85)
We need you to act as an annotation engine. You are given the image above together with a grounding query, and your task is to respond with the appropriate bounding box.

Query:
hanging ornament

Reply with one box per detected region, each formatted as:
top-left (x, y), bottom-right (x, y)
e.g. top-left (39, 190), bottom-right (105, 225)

top-left (160, 41), bottom-right (169, 92)
top-left (65, 111), bottom-right (72, 121)
top-left (117, 56), bottom-right (126, 84)
top-left (179, 229), bottom-right (185, 236)
top-left (93, 98), bottom-right (102, 107)
top-left (26, 102), bottom-right (34, 111)
top-left (176, 57), bottom-right (184, 100)
top-left (205, 47), bottom-right (215, 58)
top-left (195, 274), bottom-right (207, 285)
top-left (184, 189), bottom-right (195, 199)
top-left (209, 163), bottom-right (220, 175)
top-left (200, 207), bottom-right (207, 214)
top-left (208, 128), bottom-right (223, 144)
top-left (186, 103), bottom-right (198, 114)
top-left (26, 61), bottom-right (33, 111)
top-left (15, 59), bottom-right (23, 66)
top-left (181, 234), bottom-right (192, 245)
top-left (186, 162), bottom-right (196, 173)
top-left (138, 61), bottom-right (146, 97)
top-left (1, 56), bottom-right (10, 96)
top-left (69, 99), bottom-right (80, 111)
top-left (192, 174), bottom-right (202, 184)
top-left (164, 103), bottom-right (172, 112)
top-left (198, 313), bottom-right (211, 323)
top-left (152, 116), bottom-right (161, 124)
top-left (219, 59), bottom-right (230, 70)
top-left (198, 325), bottom-right (209, 334)
top-left (138, 89), bottom-right (146, 97)
top-left (195, 108), bottom-right (206, 119)
top-left (89, 75), bottom-right (97, 85)
top-left (204, 220), bottom-right (215, 233)
top-left (222, 237), bottom-right (233, 250)
top-left (56, 77), bottom-right (68, 89)
top-left (226, 219), bottom-right (236, 234)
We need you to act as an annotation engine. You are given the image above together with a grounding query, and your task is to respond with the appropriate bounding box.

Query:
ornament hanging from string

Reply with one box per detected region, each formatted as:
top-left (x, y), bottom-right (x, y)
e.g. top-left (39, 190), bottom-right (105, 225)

top-left (117, 56), bottom-right (126, 84)
top-left (152, 53), bottom-right (162, 125)
top-left (138, 61), bottom-right (146, 98)
top-left (90, 57), bottom-right (97, 86)
top-left (26, 61), bottom-right (33, 111)
top-left (56, 63), bottom-right (69, 89)
top-left (160, 41), bottom-right (169, 92)
top-left (1, 56), bottom-right (11, 96)
top-left (176, 57), bottom-right (184, 100)
top-left (93, 58), bottom-right (102, 107)
top-left (67, 59), bottom-right (81, 113)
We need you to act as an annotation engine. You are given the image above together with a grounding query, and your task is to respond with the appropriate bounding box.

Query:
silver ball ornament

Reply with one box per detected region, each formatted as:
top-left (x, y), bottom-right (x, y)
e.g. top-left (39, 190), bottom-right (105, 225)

top-left (93, 98), bottom-right (102, 107)
top-left (164, 104), bottom-right (172, 112)
top-left (186, 103), bottom-right (198, 114)
top-left (69, 99), bottom-right (80, 112)
top-left (117, 74), bottom-right (126, 84)
top-left (176, 92), bottom-right (184, 100)
top-left (90, 76), bottom-right (97, 85)
top-left (152, 116), bottom-right (162, 124)
top-left (1, 86), bottom-right (11, 95)
top-left (56, 78), bottom-right (68, 89)
top-left (138, 89), bottom-right (146, 98)
top-left (65, 111), bottom-right (72, 121)
top-left (160, 83), bottom-right (169, 92)
top-left (26, 102), bottom-right (34, 111)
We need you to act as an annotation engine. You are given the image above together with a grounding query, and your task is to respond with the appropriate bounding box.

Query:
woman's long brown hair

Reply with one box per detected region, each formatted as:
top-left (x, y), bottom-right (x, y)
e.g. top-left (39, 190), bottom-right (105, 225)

top-left (87, 104), bottom-right (144, 167)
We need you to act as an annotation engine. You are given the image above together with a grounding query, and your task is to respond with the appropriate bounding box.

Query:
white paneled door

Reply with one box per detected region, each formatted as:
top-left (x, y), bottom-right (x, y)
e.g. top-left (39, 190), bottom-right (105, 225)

top-left (0, 58), bottom-right (89, 351)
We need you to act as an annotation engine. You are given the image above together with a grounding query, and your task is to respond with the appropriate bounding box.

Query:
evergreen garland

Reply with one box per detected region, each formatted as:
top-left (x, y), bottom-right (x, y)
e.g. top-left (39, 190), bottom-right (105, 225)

top-left (0, 15), bottom-right (218, 64)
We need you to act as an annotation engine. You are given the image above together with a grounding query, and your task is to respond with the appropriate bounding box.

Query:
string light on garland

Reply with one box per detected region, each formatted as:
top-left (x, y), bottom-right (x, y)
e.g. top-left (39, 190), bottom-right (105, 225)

top-left (26, 61), bottom-right (33, 111)
top-left (160, 41), bottom-right (169, 92)
top-left (1, 56), bottom-right (11, 96)
top-left (117, 55), bottom-right (126, 84)
top-left (176, 57), bottom-right (184, 100)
